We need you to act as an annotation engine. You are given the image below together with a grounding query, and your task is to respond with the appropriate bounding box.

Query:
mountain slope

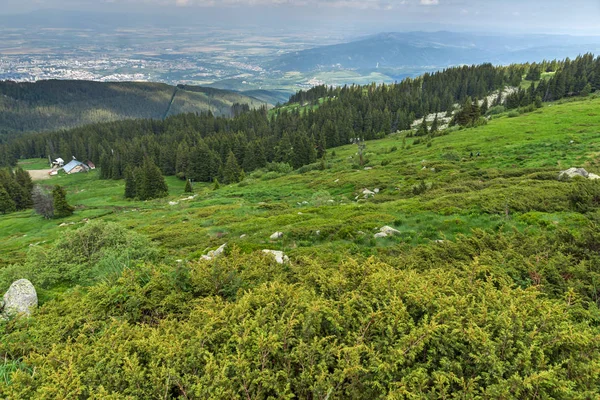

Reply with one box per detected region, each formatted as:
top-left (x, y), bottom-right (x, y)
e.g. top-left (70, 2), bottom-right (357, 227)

top-left (0, 80), bottom-right (266, 137)
top-left (270, 31), bottom-right (600, 72)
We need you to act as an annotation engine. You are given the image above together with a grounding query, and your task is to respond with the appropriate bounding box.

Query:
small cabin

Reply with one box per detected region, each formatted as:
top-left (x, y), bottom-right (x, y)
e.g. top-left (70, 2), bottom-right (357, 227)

top-left (62, 159), bottom-right (90, 175)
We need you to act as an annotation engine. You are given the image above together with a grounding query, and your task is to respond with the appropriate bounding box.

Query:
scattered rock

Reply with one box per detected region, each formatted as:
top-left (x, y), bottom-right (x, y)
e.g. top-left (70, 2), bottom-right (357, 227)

top-left (201, 243), bottom-right (227, 261)
top-left (262, 250), bottom-right (289, 264)
top-left (2, 279), bottom-right (37, 318)
top-left (374, 232), bottom-right (388, 239)
top-left (422, 166), bottom-right (427, 170)
top-left (380, 226), bottom-right (401, 236)
top-left (373, 188), bottom-right (380, 193)
top-left (270, 232), bottom-right (284, 240)
top-left (327, 199), bottom-right (335, 204)
top-left (357, 231), bottom-right (365, 235)
top-left (298, 212), bottom-right (303, 215)
top-left (589, 173), bottom-right (600, 180)
top-left (302, 201), bottom-right (309, 205)
top-left (169, 201), bottom-right (179, 206)
top-left (434, 240), bottom-right (446, 244)
top-left (334, 179), bottom-right (340, 183)
top-left (362, 189), bottom-right (375, 198)
top-left (240, 234), bottom-right (247, 239)
top-left (315, 230), bottom-right (321, 236)
top-left (364, 167), bottom-right (373, 171)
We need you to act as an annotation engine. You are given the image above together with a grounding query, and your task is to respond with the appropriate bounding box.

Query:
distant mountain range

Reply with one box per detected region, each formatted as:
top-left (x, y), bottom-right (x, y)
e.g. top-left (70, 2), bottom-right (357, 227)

top-left (269, 32), bottom-right (600, 73)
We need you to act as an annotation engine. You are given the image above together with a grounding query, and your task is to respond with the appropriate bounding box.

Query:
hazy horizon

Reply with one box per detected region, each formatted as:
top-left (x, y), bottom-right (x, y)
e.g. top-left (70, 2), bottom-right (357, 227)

top-left (1, 0), bottom-right (599, 36)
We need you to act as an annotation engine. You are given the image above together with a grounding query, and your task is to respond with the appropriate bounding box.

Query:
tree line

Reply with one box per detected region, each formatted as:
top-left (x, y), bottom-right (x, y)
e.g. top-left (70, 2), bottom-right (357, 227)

top-left (1, 55), bottom-right (599, 183)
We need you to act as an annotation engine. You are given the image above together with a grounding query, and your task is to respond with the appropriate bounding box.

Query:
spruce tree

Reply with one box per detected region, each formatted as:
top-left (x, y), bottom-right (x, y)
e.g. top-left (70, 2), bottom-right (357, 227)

top-left (430, 115), bottom-right (439, 134)
top-left (213, 178), bottom-right (220, 190)
top-left (0, 187), bottom-right (16, 214)
top-left (52, 185), bottom-right (74, 218)
top-left (184, 179), bottom-right (193, 193)
top-left (222, 151), bottom-right (242, 184)
top-left (124, 166), bottom-right (137, 199)
top-left (140, 157), bottom-right (168, 200)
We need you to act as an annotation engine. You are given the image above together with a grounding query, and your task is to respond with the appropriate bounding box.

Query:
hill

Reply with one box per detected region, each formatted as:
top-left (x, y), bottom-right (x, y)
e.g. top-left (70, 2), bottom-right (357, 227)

top-left (269, 31), bottom-right (600, 73)
top-left (1, 95), bottom-right (600, 396)
top-left (0, 80), bottom-right (267, 137)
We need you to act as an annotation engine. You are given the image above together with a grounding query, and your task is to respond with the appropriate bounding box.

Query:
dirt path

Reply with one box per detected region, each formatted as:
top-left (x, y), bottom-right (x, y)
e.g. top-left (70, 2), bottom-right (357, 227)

top-left (27, 169), bottom-right (53, 181)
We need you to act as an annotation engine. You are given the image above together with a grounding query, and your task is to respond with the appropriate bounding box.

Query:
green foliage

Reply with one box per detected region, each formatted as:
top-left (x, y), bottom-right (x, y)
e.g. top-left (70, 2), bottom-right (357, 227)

top-left (222, 151), bottom-right (243, 184)
top-left (0, 221), bottom-right (158, 290)
top-left (136, 158), bottom-right (169, 200)
top-left (0, 249), bottom-right (599, 398)
top-left (51, 185), bottom-right (74, 218)
top-left (0, 187), bottom-right (15, 214)
top-left (184, 179), bottom-right (193, 193)
top-left (568, 179), bottom-right (600, 212)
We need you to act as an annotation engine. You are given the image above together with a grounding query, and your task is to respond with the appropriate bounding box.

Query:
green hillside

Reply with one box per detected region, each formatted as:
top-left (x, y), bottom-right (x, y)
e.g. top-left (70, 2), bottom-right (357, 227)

top-left (0, 80), bottom-right (267, 137)
top-left (1, 96), bottom-right (600, 397)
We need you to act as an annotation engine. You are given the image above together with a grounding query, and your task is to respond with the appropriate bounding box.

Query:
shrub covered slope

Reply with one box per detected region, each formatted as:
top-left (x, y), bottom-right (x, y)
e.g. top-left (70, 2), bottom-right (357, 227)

top-left (1, 94), bottom-right (600, 397)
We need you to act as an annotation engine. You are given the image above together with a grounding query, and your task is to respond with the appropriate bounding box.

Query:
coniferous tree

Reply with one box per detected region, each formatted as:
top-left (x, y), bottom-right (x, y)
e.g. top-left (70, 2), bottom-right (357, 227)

top-left (222, 151), bottom-right (243, 184)
top-left (0, 187), bottom-right (16, 214)
top-left (184, 179), bottom-right (193, 193)
top-left (52, 185), bottom-right (74, 218)
top-left (139, 157), bottom-right (168, 200)
top-left (124, 166), bottom-right (137, 199)
top-left (430, 115), bottom-right (439, 134)
top-left (213, 178), bottom-right (220, 190)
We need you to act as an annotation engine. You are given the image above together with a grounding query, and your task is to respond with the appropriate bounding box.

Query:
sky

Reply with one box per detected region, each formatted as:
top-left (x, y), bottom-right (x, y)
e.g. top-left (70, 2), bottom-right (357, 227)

top-left (1, 0), bottom-right (599, 35)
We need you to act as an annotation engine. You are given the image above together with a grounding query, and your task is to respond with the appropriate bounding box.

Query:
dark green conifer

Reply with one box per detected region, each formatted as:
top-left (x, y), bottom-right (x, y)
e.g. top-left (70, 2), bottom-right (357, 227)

top-left (52, 185), bottom-right (74, 218)
top-left (222, 151), bottom-right (242, 184)
top-left (184, 179), bottom-right (193, 193)
top-left (0, 187), bottom-right (16, 214)
top-left (124, 166), bottom-right (137, 199)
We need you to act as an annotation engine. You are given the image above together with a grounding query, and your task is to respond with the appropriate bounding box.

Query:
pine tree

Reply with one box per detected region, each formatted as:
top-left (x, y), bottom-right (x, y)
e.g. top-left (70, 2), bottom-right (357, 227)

top-left (140, 157), bottom-right (168, 200)
top-left (481, 97), bottom-right (489, 115)
top-left (124, 166), bottom-right (137, 199)
top-left (581, 83), bottom-right (592, 97)
top-left (417, 117), bottom-right (428, 137)
top-left (184, 179), bottom-right (193, 193)
top-left (213, 178), bottom-right (220, 190)
top-left (430, 115), bottom-right (439, 134)
top-left (0, 187), bottom-right (16, 214)
top-left (52, 185), bottom-right (74, 218)
top-left (222, 151), bottom-right (242, 184)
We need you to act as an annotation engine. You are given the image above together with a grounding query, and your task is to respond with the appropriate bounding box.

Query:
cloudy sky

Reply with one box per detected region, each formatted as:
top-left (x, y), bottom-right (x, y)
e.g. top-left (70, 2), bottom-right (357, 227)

top-left (1, 0), bottom-right (599, 35)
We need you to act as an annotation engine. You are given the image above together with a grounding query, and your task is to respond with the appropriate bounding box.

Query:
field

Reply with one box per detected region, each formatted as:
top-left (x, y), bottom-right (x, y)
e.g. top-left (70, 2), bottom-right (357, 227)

top-left (3, 95), bottom-right (599, 270)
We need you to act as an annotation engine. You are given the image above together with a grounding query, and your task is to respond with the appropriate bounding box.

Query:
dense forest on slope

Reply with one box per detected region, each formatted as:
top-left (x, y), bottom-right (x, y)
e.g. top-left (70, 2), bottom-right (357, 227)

top-left (0, 62), bottom-right (523, 177)
top-left (0, 80), bottom-right (266, 138)
top-left (2, 55), bottom-right (600, 185)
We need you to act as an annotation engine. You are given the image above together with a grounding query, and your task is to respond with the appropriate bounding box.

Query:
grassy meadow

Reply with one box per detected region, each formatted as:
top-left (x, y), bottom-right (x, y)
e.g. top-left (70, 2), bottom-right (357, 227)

top-left (3, 95), bottom-right (599, 269)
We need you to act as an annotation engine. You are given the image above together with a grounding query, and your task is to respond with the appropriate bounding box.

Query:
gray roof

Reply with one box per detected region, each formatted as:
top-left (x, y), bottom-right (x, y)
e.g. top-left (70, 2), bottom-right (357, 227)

top-left (63, 159), bottom-right (88, 173)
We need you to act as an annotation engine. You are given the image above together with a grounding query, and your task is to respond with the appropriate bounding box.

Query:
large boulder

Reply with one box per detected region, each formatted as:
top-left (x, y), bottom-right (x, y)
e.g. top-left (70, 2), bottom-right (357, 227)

top-left (380, 226), bottom-right (401, 236)
top-left (3, 279), bottom-right (37, 317)
top-left (262, 250), bottom-right (289, 264)
top-left (559, 167), bottom-right (589, 180)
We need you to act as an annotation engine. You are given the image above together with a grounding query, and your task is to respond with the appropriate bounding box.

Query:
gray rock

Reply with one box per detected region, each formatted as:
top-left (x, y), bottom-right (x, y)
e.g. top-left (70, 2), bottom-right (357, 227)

top-left (3, 279), bottom-right (37, 317)
top-left (589, 173), bottom-right (600, 180)
top-left (559, 167), bottom-right (589, 180)
top-left (262, 250), bottom-right (289, 264)
top-left (380, 226), bottom-right (401, 236)
top-left (270, 232), bottom-right (284, 240)
top-left (374, 232), bottom-right (388, 239)
top-left (201, 243), bottom-right (227, 261)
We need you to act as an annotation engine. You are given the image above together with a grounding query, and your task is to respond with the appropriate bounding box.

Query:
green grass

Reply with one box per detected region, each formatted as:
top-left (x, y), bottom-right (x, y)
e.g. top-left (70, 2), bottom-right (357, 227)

top-left (2, 96), bottom-right (600, 266)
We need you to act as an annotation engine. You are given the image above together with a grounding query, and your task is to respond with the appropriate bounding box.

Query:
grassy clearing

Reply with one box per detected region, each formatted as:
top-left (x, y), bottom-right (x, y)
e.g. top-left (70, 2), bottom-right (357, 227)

top-left (2, 97), bottom-right (599, 266)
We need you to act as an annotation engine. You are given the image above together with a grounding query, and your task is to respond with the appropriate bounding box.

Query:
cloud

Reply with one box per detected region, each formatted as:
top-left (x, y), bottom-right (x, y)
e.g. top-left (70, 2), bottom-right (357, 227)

top-left (420, 0), bottom-right (439, 5)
